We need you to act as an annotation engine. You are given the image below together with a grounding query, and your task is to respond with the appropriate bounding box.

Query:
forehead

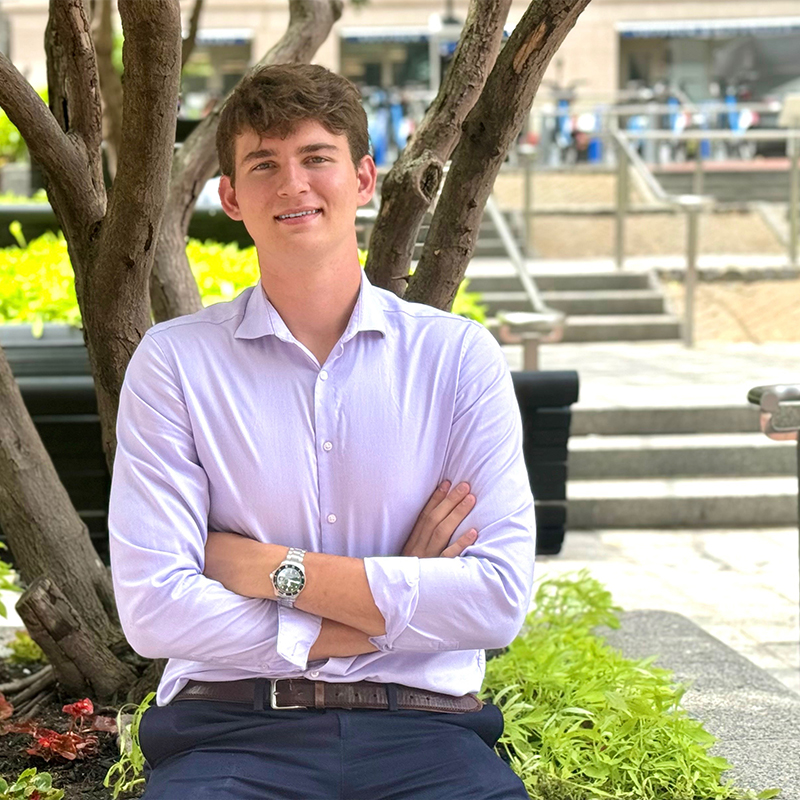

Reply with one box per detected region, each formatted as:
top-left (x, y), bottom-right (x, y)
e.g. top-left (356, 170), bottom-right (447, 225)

top-left (233, 119), bottom-right (347, 163)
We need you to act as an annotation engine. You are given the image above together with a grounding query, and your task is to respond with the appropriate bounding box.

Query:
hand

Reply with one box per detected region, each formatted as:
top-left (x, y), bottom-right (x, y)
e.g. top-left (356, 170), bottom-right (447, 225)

top-left (401, 481), bottom-right (478, 558)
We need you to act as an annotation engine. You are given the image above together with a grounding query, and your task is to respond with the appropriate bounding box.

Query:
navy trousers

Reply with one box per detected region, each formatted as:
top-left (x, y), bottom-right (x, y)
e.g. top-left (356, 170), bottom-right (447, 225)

top-left (137, 698), bottom-right (529, 799)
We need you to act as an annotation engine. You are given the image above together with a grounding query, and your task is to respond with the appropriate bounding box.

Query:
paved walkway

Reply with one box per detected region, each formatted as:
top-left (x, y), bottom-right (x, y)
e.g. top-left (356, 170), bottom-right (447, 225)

top-left (503, 337), bottom-right (800, 695)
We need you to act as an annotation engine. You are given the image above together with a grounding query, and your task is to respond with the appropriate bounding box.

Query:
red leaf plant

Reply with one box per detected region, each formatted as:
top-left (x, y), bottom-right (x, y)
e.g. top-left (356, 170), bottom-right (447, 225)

top-left (0, 691), bottom-right (117, 762)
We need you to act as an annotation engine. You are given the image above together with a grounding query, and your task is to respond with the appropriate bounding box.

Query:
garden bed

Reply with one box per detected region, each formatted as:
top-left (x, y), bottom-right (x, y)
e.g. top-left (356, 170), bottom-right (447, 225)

top-left (0, 659), bottom-right (142, 800)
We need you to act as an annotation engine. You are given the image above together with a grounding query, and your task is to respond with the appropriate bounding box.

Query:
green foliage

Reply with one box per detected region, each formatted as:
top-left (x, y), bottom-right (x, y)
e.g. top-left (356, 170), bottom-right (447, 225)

top-left (0, 542), bottom-right (22, 620)
top-left (481, 570), bottom-right (780, 800)
top-left (0, 767), bottom-right (64, 799)
top-left (6, 630), bottom-right (47, 666)
top-left (0, 232), bottom-right (487, 329)
top-left (103, 691), bottom-right (156, 798)
top-left (0, 190), bottom-right (49, 205)
top-left (0, 225), bottom-right (80, 336)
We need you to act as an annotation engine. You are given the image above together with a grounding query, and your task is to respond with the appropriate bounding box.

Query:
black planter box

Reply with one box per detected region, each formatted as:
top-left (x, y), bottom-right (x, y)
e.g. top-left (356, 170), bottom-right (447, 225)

top-left (0, 325), bottom-right (578, 566)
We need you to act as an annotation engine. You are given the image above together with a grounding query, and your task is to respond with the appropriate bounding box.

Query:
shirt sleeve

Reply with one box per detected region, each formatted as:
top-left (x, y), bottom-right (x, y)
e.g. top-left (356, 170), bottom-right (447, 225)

top-left (108, 331), bottom-right (321, 671)
top-left (363, 323), bottom-right (536, 653)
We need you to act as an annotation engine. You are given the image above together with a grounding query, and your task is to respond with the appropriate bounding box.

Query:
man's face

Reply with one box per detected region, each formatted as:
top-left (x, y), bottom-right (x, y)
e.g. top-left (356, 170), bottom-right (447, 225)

top-left (218, 119), bottom-right (376, 262)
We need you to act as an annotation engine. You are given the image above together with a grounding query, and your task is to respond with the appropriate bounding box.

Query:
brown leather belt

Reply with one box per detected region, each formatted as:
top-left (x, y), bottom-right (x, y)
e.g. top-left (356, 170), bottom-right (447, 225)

top-left (172, 678), bottom-right (484, 714)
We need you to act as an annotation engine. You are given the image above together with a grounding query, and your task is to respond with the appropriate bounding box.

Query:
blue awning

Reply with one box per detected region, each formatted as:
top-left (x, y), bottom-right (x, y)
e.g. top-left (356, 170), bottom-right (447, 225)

top-left (618, 16), bottom-right (800, 39)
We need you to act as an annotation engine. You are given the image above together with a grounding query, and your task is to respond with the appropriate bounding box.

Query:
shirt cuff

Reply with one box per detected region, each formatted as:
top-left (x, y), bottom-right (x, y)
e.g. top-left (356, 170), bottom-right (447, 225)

top-left (276, 605), bottom-right (323, 669)
top-left (363, 556), bottom-right (420, 651)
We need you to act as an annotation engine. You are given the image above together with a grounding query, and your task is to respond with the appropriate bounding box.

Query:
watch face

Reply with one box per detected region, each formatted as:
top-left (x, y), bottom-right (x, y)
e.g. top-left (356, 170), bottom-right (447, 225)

top-left (274, 565), bottom-right (305, 597)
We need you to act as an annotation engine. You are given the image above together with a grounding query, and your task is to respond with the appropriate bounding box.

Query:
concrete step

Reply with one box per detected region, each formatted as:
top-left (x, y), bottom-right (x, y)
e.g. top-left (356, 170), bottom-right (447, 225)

top-left (465, 272), bottom-right (653, 294)
top-left (569, 432), bottom-right (796, 478)
top-left (540, 290), bottom-right (666, 316)
top-left (562, 314), bottom-right (682, 342)
top-left (571, 405), bottom-right (761, 436)
top-left (567, 476), bottom-right (799, 528)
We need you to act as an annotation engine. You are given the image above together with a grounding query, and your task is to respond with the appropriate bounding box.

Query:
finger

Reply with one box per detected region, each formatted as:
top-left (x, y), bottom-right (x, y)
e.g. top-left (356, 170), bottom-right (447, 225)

top-left (441, 529), bottom-right (478, 558)
top-left (418, 481), bottom-right (452, 520)
top-left (425, 482), bottom-right (472, 530)
top-left (430, 494), bottom-right (476, 551)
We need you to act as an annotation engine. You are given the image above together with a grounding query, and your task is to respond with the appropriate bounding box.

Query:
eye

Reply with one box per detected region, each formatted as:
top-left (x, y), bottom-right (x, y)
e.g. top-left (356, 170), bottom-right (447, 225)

top-left (252, 162), bottom-right (274, 171)
top-left (307, 156), bottom-right (328, 164)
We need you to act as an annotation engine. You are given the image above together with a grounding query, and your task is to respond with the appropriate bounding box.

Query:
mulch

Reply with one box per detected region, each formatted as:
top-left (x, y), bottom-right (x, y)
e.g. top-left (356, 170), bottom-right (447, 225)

top-left (0, 659), bottom-right (144, 799)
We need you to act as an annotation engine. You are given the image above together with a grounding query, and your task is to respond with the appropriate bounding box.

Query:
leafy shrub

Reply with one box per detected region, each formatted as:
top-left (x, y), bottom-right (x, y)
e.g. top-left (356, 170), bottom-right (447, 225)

top-left (6, 631), bottom-right (47, 666)
top-left (103, 691), bottom-right (156, 799)
top-left (0, 767), bottom-right (63, 799)
top-left (481, 570), bottom-right (779, 800)
top-left (0, 232), bottom-right (486, 329)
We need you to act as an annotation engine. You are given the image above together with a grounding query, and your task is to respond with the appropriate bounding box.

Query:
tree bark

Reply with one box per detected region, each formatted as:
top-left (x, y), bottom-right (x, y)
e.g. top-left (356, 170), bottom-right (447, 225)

top-left (0, 0), bottom-right (181, 703)
top-left (82, 0), bottom-right (182, 472)
top-left (0, 349), bottom-right (120, 647)
top-left (406, 0), bottom-right (592, 310)
top-left (150, 0), bottom-right (343, 324)
top-left (94, 0), bottom-right (124, 179)
top-left (365, 0), bottom-right (512, 296)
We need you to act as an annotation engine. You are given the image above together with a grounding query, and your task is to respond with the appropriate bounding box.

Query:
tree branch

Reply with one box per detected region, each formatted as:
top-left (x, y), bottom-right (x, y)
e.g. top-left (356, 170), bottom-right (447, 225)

top-left (94, 0), bottom-right (124, 178)
top-left (181, 0), bottom-right (205, 68)
top-left (47, 0), bottom-right (104, 166)
top-left (365, 0), bottom-right (512, 295)
top-left (406, 0), bottom-right (592, 310)
top-left (101, 0), bottom-right (182, 266)
top-left (0, 52), bottom-right (86, 184)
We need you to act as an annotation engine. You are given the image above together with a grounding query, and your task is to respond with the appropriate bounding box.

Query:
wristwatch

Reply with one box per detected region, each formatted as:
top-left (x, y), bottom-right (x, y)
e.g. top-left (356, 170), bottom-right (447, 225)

top-left (269, 548), bottom-right (307, 608)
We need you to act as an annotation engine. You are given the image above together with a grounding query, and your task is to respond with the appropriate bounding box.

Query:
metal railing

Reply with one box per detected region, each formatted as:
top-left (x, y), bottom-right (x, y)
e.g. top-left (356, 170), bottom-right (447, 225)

top-left (611, 128), bottom-right (713, 348)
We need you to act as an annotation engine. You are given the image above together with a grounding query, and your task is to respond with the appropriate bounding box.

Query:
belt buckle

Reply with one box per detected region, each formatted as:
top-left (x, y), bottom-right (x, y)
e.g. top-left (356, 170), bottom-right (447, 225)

top-left (269, 679), bottom-right (305, 710)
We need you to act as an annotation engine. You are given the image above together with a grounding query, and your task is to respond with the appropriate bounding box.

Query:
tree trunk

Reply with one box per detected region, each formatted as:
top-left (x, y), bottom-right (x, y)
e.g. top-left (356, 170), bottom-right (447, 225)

top-left (365, 0), bottom-right (512, 295)
top-left (407, 0), bottom-right (592, 310)
top-left (181, 0), bottom-right (205, 68)
top-left (0, 0), bottom-right (181, 703)
top-left (150, 0), bottom-right (343, 324)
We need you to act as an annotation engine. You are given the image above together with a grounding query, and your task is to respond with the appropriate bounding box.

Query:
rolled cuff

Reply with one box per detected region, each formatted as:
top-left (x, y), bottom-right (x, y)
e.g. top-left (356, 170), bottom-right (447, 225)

top-left (276, 605), bottom-right (323, 669)
top-left (363, 556), bottom-right (420, 651)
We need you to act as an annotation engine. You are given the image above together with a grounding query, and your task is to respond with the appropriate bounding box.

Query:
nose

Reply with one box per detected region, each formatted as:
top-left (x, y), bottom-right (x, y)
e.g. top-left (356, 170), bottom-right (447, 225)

top-left (277, 161), bottom-right (309, 197)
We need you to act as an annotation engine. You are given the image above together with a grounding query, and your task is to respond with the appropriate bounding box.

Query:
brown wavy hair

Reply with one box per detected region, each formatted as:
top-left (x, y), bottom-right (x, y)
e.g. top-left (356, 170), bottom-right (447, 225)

top-left (216, 64), bottom-right (370, 183)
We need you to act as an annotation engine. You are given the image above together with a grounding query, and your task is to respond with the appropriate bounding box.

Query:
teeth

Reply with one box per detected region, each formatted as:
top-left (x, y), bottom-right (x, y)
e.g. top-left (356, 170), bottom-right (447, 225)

top-left (278, 210), bottom-right (319, 220)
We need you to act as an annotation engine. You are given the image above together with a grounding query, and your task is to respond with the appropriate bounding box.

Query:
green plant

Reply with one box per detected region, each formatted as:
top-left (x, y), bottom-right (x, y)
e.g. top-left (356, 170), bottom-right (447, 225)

top-left (0, 190), bottom-right (49, 205)
top-left (0, 542), bottom-right (22, 620)
top-left (481, 570), bottom-right (780, 800)
top-left (6, 631), bottom-right (47, 666)
top-left (103, 691), bottom-right (156, 799)
top-left (0, 232), bottom-right (487, 330)
top-left (0, 767), bottom-right (64, 799)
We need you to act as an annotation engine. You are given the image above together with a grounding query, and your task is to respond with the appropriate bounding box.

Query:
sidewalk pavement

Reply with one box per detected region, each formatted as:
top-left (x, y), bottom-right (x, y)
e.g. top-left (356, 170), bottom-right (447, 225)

top-left (503, 338), bottom-right (800, 696)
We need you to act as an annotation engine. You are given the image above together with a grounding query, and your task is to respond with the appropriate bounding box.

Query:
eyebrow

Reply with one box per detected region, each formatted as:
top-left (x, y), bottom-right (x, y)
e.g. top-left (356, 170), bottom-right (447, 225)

top-left (241, 142), bottom-right (340, 164)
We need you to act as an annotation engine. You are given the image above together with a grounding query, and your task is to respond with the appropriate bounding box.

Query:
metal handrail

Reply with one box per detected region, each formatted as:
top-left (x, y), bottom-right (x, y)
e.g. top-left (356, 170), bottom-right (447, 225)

top-left (484, 194), bottom-right (560, 321)
top-left (611, 128), bottom-right (714, 348)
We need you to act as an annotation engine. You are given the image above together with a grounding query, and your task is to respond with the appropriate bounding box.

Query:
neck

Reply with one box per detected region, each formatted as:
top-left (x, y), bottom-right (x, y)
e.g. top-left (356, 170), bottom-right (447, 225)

top-left (258, 247), bottom-right (363, 360)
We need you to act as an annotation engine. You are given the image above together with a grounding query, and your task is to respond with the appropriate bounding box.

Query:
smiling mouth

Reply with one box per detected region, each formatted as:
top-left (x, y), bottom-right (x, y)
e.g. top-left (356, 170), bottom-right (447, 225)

top-left (275, 209), bottom-right (322, 221)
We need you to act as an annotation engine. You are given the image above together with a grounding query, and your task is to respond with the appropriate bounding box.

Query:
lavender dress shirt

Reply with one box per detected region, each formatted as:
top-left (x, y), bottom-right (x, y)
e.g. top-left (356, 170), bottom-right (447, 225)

top-left (108, 271), bottom-right (536, 707)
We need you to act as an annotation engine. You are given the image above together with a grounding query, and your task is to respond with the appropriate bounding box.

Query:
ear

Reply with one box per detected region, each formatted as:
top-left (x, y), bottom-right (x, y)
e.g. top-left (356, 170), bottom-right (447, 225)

top-left (219, 175), bottom-right (243, 221)
top-left (355, 155), bottom-right (378, 207)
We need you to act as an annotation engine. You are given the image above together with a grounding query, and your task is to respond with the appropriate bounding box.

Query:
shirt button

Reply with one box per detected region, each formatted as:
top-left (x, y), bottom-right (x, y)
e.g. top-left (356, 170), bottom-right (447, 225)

top-left (319, 370), bottom-right (328, 380)
top-left (327, 514), bottom-right (337, 524)
top-left (323, 441), bottom-right (333, 451)
top-left (309, 670), bottom-right (320, 679)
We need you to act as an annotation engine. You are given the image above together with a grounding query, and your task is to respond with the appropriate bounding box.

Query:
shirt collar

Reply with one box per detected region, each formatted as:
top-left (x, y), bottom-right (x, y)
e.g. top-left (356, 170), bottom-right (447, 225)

top-left (234, 269), bottom-right (387, 342)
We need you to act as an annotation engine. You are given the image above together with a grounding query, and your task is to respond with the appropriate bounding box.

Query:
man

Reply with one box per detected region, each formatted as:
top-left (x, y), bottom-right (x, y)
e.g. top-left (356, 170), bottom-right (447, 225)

top-left (109, 64), bottom-right (535, 799)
